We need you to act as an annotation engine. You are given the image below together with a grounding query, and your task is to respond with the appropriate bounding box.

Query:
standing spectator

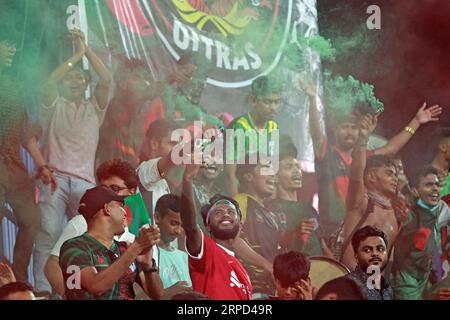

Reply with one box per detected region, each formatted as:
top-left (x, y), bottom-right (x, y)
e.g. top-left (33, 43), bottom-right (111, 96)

top-left (154, 194), bottom-right (193, 299)
top-left (304, 83), bottom-right (441, 253)
top-left (391, 166), bottom-right (450, 300)
top-left (59, 186), bottom-right (163, 300)
top-left (341, 115), bottom-right (403, 270)
top-left (181, 161), bottom-right (253, 300)
top-left (137, 119), bottom-right (181, 213)
top-left (97, 58), bottom-right (163, 168)
top-left (33, 28), bottom-right (112, 295)
top-left (346, 226), bottom-right (393, 300)
top-left (0, 24), bottom-right (57, 283)
top-left (267, 136), bottom-right (327, 257)
top-left (234, 155), bottom-right (282, 296)
top-left (224, 76), bottom-right (282, 197)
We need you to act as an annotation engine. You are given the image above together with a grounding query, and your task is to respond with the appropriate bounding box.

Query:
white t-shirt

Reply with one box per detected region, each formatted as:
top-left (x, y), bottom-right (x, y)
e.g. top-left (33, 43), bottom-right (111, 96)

top-left (39, 96), bottom-right (107, 183)
top-left (137, 157), bottom-right (171, 213)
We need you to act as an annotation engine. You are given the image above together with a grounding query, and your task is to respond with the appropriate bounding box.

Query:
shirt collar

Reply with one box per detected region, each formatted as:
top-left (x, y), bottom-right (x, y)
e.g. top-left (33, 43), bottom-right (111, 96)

top-left (216, 243), bottom-right (235, 256)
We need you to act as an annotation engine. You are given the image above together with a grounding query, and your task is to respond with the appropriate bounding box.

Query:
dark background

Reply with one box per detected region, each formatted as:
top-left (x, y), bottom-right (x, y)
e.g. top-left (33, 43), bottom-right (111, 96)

top-left (318, 0), bottom-right (450, 171)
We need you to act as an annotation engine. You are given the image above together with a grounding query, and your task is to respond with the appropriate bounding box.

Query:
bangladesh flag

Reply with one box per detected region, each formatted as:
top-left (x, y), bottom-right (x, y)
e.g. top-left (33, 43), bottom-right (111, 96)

top-left (124, 193), bottom-right (151, 237)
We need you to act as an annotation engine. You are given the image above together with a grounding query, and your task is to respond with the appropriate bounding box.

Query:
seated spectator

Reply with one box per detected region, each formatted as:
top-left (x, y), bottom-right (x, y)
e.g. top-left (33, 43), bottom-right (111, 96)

top-left (346, 226), bottom-right (393, 300)
top-left (59, 186), bottom-right (163, 300)
top-left (0, 282), bottom-right (35, 300)
top-left (271, 251), bottom-right (313, 300)
top-left (44, 159), bottom-right (138, 297)
top-left (154, 194), bottom-right (193, 299)
top-left (315, 277), bottom-right (367, 300)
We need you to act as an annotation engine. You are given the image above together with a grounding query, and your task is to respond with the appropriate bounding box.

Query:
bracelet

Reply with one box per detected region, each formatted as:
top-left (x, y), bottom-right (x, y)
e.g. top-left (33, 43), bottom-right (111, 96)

top-left (404, 126), bottom-right (415, 135)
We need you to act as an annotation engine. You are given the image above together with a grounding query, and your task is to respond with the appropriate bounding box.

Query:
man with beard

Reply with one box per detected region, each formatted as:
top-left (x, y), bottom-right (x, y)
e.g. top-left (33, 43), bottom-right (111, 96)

top-left (346, 226), bottom-right (393, 300)
top-left (181, 162), bottom-right (252, 300)
top-left (391, 166), bottom-right (450, 300)
top-left (304, 85), bottom-right (442, 255)
top-left (234, 155), bottom-right (282, 296)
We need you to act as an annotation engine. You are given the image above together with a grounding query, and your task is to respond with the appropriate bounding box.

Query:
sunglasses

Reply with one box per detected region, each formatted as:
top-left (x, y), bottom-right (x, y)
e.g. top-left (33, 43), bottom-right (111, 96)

top-left (102, 184), bottom-right (129, 194)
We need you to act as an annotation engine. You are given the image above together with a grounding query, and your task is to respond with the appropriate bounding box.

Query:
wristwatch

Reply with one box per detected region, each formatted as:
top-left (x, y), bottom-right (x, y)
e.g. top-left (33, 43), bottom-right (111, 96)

top-left (140, 258), bottom-right (158, 273)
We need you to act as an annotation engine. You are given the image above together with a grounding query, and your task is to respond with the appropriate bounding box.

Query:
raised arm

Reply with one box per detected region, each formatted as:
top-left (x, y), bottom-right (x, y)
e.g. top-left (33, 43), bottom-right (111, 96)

top-left (181, 162), bottom-right (203, 256)
top-left (374, 103), bottom-right (442, 155)
top-left (302, 82), bottom-right (326, 157)
top-left (347, 114), bottom-right (377, 212)
top-left (79, 30), bottom-right (112, 110)
top-left (41, 29), bottom-right (85, 106)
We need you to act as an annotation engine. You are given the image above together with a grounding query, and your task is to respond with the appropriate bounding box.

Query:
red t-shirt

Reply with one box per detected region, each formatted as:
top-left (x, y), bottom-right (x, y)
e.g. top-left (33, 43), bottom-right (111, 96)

top-left (188, 232), bottom-right (253, 300)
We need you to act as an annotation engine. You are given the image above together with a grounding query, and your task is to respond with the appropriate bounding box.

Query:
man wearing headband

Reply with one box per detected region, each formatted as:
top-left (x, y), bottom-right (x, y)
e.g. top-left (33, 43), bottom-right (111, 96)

top-left (181, 163), bottom-right (252, 300)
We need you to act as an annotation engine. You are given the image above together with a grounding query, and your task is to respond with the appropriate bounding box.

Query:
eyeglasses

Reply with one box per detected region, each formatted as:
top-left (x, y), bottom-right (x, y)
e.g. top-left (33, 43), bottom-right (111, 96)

top-left (102, 184), bottom-right (129, 194)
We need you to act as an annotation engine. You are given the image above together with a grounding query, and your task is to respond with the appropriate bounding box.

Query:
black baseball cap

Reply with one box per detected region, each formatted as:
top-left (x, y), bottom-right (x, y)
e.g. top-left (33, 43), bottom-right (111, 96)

top-left (78, 186), bottom-right (126, 220)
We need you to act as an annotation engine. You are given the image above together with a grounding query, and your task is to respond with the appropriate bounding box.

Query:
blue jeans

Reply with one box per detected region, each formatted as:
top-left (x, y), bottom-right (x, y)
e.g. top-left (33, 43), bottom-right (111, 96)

top-left (33, 172), bottom-right (94, 293)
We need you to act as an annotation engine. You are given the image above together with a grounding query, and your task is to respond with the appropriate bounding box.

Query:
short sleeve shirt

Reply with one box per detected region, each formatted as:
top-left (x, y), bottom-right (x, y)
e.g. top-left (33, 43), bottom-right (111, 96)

top-left (187, 231), bottom-right (252, 300)
top-left (39, 96), bottom-right (106, 183)
top-left (59, 233), bottom-right (137, 300)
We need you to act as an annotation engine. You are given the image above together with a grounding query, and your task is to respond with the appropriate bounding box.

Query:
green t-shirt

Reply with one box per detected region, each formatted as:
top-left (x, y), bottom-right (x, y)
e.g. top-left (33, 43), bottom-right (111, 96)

top-left (439, 173), bottom-right (450, 197)
top-left (226, 112), bottom-right (278, 161)
top-left (60, 233), bottom-right (138, 300)
top-left (158, 246), bottom-right (192, 289)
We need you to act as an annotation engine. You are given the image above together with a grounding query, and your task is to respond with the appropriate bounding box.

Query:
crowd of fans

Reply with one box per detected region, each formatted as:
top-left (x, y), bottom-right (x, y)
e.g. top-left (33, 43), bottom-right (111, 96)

top-left (0, 25), bottom-right (449, 301)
